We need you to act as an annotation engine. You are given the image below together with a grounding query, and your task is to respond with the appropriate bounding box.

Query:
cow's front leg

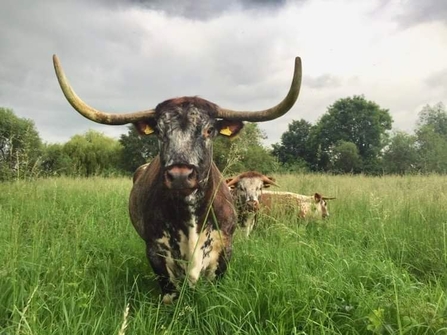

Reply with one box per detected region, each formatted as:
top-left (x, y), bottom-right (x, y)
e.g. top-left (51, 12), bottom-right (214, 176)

top-left (244, 212), bottom-right (257, 237)
top-left (146, 243), bottom-right (178, 304)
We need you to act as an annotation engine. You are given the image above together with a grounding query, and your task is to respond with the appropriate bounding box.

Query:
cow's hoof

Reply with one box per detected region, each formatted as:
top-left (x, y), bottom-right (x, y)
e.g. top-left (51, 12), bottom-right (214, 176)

top-left (162, 293), bottom-right (177, 304)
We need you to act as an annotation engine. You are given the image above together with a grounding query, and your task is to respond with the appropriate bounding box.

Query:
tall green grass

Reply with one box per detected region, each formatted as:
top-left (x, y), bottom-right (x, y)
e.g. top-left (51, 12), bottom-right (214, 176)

top-left (1, 175), bottom-right (446, 334)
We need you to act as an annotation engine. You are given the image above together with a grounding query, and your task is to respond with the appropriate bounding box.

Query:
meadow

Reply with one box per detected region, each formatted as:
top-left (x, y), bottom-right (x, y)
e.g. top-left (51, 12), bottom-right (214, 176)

top-left (1, 174), bottom-right (446, 334)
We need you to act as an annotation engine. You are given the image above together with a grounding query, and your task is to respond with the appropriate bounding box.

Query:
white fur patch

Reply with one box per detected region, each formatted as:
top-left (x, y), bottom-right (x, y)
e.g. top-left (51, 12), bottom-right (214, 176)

top-left (179, 206), bottom-right (222, 286)
top-left (156, 233), bottom-right (178, 286)
top-left (244, 212), bottom-right (257, 237)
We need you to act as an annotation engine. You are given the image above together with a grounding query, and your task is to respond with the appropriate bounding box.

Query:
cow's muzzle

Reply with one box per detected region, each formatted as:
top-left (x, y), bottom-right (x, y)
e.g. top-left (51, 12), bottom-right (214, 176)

top-left (164, 164), bottom-right (199, 194)
top-left (245, 200), bottom-right (259, 212)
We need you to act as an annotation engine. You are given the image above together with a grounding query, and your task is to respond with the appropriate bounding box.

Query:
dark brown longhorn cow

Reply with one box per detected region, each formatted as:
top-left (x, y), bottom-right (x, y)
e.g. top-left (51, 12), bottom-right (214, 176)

top-left (52, 55), bottom-right (302, 303)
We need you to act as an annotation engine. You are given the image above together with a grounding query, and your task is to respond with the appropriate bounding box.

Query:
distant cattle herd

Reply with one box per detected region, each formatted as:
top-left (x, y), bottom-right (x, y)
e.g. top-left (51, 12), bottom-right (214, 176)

top-left (226, 171), bottom-right (335, 237)
top-left (53, 54), bottom-right (336, 303)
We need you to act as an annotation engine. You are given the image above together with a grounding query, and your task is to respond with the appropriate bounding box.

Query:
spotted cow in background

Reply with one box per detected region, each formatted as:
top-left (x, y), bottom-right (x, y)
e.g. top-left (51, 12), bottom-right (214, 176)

top-left (226, 171), bottom-right (279, 236)
top-left (53, 55), bottom-right (302, 303)
top-left (259, 191), bottom-right (335, 219)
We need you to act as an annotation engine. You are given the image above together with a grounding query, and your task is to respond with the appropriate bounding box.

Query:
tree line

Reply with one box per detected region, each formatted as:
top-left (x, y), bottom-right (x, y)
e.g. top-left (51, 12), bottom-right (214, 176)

top-left (273, 96), bottom-right (447, 175)
top-left (1, 95), bottom-right (446, 181)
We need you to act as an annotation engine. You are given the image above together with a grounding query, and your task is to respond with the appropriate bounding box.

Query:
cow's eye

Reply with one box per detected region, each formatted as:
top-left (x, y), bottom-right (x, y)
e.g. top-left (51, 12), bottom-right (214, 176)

top-left (206, 127), bottom-right (215, 135)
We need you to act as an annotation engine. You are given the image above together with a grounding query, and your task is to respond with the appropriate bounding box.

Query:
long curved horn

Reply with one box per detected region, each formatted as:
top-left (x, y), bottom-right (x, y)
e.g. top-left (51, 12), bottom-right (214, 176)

top-left (216, 57), bottom-right (302, 121)
top-left (53, 54), bottom-right (156, 125)
top-left (261, 176), bottom-right (280, 187)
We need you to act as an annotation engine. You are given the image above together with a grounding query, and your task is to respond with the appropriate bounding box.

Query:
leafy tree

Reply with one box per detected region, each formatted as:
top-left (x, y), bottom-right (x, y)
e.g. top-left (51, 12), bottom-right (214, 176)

top-left (63, 130), bottom-right (123, 176)
top-left (382, 131), bottom-right (418, 175)
top-left (119, 126), bottom-right (159, 173)
top-left (271, 119), bottom-right (312, 169)
top-left (0, 107), bottom-right (42, 180)
top-left (310, 95), bottom-right (392, 173)
top-left (41, 143), bottom-right (73, 176)
top-left (330, 140), bottom-right (361, 173)
top-left (416, 125), bottom-right (447, 173)
top-left (214, 123), bottom-right (278, 174)
top-left (416, 103), bottom-right (447, 137)
top-left (415, 103), bottom-right (447, 173)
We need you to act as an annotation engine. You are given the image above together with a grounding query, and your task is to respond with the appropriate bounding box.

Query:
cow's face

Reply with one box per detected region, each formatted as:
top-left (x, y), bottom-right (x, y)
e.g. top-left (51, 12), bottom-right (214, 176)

top-left (136, 97), bottom-right (243, 194)
top-left (227, 173), bottom-right (277, 211)
top-left (313, 193), bottom-right (333, 218)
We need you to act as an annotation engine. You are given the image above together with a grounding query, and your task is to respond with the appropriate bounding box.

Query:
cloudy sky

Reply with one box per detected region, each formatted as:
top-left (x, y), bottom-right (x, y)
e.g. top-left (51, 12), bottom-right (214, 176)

top-left (1, 0), bottom-right (446, 146)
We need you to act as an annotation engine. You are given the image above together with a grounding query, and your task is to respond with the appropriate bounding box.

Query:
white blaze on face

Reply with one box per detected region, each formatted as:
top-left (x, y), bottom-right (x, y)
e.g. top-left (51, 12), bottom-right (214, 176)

top-left (165, 129), bottom-right (202, 167)
top-left (158, 107), bottom-right (213, 169)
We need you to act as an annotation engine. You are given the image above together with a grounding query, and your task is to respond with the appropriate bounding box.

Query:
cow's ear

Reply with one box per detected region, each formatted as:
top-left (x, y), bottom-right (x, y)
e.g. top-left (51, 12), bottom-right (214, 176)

top-left (216, 120), bottom-right (244, 138)
top-left (134, 120), bottom-right (158, 136)
top-left (314, 193), bottom-right (322, 202)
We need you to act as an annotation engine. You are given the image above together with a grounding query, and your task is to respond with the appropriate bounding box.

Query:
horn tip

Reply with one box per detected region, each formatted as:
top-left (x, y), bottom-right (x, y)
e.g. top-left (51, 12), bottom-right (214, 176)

top-left (294, 56), bottom-right (302, 69)
top-left (52, 54), bottom-right (60, 68)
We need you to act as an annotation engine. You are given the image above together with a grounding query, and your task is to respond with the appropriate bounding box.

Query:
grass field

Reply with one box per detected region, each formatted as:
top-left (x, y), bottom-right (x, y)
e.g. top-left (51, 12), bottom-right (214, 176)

top-left (1, 174), bottom-right (447, 334)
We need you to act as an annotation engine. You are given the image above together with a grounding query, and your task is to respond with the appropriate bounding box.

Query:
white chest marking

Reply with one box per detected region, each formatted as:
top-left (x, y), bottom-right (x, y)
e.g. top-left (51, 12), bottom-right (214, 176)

top-left (179, 207), bottom-right (222, 286)
top-left (156, 204), bottom-right (225, 289)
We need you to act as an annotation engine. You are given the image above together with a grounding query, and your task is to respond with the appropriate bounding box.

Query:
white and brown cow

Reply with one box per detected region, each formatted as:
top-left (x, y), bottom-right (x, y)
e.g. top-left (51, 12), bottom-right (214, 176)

top-left (226, 171), bottom-right (279, 236)
top-left (259, 190), bottom-right (335, 219)
top-left (227, 172), bottom-right (335, 235)
top-left (52, 55), bottom-right (302, 303)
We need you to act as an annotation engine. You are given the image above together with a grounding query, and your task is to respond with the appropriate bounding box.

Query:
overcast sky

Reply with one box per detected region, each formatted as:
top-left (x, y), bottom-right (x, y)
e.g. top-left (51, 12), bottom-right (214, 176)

top-left (1, 0), bottom-right (446, 146)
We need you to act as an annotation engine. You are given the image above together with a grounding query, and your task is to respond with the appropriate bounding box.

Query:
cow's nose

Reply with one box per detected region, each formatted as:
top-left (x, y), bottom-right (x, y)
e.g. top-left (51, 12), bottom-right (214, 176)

top-left (246, 200), bottom-right (259, 211)
top-left (164, 165), bottom-right (198, 190)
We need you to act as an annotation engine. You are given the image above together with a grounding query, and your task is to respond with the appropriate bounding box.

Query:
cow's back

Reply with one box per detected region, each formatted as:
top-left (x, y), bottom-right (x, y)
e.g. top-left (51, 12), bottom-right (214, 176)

top-left (259, 192), bottom-right (322, 218)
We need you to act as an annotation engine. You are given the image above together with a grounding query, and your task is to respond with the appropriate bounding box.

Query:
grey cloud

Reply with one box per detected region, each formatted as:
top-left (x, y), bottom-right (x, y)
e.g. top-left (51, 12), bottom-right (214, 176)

top-left (425, 69), bottom-right (447, 91)
top-left (123, 0), bottom-right (290, 20)
top-left (395, 0), bottom-right (447, 27)
top-left (305, 74), bottom-right (342, 89)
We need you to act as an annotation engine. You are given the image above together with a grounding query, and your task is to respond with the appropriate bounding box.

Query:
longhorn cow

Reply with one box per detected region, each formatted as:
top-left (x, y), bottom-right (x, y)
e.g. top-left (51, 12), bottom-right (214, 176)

top-left (52, 55), bottom-right (302, 303)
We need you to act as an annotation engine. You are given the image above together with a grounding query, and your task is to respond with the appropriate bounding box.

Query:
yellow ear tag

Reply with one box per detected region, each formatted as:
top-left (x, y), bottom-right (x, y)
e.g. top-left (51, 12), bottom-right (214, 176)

top-left (219, 127), bottom-right (232, 136)
top-left (143, 125), bottom-right (154, 135)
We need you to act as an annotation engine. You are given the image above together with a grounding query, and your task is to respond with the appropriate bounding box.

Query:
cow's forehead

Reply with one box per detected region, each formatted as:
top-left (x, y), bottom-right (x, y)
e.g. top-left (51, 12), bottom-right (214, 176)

top-left (157, 107), bottom-right (213, 130)
top-left (156, 97), bottom-right (218, 125)
top-left (238, 177), bottom-right (263, 190)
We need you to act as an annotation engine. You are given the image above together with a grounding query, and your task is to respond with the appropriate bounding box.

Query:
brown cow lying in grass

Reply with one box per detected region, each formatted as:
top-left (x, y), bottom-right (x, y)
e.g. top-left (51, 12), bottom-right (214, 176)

top-left (226, 172), bottom-right (335, 236)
